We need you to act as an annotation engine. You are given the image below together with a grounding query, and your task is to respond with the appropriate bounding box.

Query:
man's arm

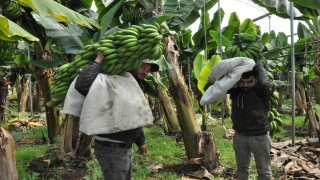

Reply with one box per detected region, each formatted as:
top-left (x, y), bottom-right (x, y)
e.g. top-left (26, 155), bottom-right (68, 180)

top-left (0, 76), bottom-right (6, 87)
top-left (134, 128), bottom-right (147, 155)
top-left (255, 60), bottom-right (273, 96)
top-left (75, 51), bottom-right (104, 96)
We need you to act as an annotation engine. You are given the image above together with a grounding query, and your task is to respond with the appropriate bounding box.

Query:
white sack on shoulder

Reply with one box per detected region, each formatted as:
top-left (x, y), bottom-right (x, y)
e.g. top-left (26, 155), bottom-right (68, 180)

top-left (62, 76), bottom-right (85, 117)
top-left (79, 73), bottom-right (153, 135)
top-left (200, 57), bottom-right (255, 106)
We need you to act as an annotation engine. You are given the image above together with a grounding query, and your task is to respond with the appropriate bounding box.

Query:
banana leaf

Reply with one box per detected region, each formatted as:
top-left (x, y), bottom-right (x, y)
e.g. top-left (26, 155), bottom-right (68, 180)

top-left (297, 22), bottom-right (312, 39)
top-left (18, 0), bottom-right (100, 29)
top-left (222, 22), bottom-right (239, 41)
top-left (313, 104), bottom-right (320, 120)
top-left (208, 30), bottom-right (229, 46)
top-left (291, 0), bottom-right (320, 10)
top-left (261, 32), bottom-right (271, 45)
top-left (95, 0), bottom-right (125, 41)
top-left (263, 48), bottom-right (283, 60)
top-left (31, 12), bottom-right (87, 54)
top-left (197, 55), bottom-right (221, 94)
top-left (193, 8), bottom-right (225, 47)
top-left (192, 11), bottom-right (210, 46)
top-left (227, 12), bottom-right (240, 26)
top-left (163, 0), bottom-right (218, 31)
top-left (28, 60), bottom-right (68, 68)
top-left (276, 32), bottom-right (288, 48)
top-left (94, 0), bottom-right (105, 13)
top-left (240, 18), bottom-right (254, 34)
top-left (181, 29), bottom-right (193, 49)
top-left (251, 0), bottom-right (303, 19)
top-left (0, 15), bottom-right (39, 42)
top-left (193, 54), bottom-right (207, 80)
top-left (288, 36), bottom-right (313, 55)
top-left (141, 79), bottom-right (159, 98)
top-left (157, 56), bottom-right (172, 72)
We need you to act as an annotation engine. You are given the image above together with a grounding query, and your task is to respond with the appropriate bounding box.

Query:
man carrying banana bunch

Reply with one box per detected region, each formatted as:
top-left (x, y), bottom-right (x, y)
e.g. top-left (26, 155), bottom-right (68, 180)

top-left (74, 50), bottom-right (159, 180)
top-left (201, 58), bottom-right (274, 180)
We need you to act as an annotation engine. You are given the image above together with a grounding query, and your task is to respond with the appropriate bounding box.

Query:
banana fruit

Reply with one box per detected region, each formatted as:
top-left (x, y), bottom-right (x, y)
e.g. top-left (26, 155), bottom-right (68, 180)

top-left (121, 5), bottom-right (146, 27)
top-left (2, 1), bottom-right (22, 20)
top-left (47, 23), bottom-right (164, 107)
top-left (224, 33), bottom-right (263, 60)
top-left (0, 39), bottom-right (17, 65)
top-left (268, 91), bottom-right (283, 137)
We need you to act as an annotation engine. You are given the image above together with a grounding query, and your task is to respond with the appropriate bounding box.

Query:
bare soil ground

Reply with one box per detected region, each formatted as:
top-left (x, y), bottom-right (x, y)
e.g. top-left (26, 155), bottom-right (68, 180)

top-left (26, 142), bottom-right (238, 180)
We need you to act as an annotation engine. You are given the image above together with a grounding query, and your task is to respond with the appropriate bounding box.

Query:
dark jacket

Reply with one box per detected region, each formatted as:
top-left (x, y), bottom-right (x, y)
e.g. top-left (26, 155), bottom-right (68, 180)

top-left (0, 76), bottom-right (6, 87)
top-left (74, 62), bottom-right (145, 146)
top-left (228, 61), bottom-right (274, 136)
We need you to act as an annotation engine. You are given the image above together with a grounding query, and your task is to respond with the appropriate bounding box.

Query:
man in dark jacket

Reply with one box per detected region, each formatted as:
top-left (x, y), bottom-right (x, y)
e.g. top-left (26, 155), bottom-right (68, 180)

top-left (74, 51), bottom-right (159, 180)
top-left (227, 60), bottom-right (273, 180)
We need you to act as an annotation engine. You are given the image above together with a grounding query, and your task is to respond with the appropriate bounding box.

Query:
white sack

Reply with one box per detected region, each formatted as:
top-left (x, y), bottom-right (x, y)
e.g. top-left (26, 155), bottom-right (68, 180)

top-left (63, 73), bottom-right (153, 135)
top-left (200, 57), bottom-right (255, 106)
top-left (62, 76), bottom-right (85, 117)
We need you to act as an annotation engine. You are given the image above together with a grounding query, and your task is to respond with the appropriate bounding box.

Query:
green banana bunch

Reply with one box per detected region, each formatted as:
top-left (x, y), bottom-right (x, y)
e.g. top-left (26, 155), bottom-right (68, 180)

top-left (46, 22), bottom-right (164, 107)
top-left (0, 39), bottom-right (17, 65)
top-left (243, 43), bottom-right (263, 60)
top-left (225, 33), bottom-right (264, 61)
top-left (239, 33), bottom-right (255, 43)
top-left (268, 91), bottom-right (283, 137)
top-left (121, 5), bottom-right (146, 25)
top-left (2, 1), bottom-right (22, 20)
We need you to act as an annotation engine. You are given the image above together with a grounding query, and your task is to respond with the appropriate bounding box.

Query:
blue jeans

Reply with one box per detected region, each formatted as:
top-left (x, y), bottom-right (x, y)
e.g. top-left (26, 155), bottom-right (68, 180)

top-left (233, 132), bottom-right (272, 180)
top-left (94, 142), bottom-right (132, 180)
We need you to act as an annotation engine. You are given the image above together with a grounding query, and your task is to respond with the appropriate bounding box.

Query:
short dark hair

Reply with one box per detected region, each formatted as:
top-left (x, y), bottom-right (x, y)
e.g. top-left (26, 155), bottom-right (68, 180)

top-left (241, 66), bottom-right (259, 79)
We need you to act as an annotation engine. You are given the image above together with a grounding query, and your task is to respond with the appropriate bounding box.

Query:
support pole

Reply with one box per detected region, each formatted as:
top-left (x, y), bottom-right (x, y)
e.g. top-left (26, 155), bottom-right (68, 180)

top-left (290, 2), bottom-right (296, 146)
top-left (218, 0), bottom-right (225, 124)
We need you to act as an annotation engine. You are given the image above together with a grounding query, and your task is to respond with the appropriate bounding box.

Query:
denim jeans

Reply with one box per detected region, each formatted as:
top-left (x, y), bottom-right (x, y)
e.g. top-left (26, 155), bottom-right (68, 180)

top-left (94, 142), bottom-right (132, 180)
top-left (233, 132), bottom-right (272, 180)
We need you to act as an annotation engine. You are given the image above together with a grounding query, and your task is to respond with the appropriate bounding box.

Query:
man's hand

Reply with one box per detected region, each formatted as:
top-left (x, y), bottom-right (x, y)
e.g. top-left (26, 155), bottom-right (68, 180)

top-left (136, 144), bottom-right (147, 156)
top-left (4, 81), bottom-right (12, 86)
top-left (94, 51), bottom-right (105, 64)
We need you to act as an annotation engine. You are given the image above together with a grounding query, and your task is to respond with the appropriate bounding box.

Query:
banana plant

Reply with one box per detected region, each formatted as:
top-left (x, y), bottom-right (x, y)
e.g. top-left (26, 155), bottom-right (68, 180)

top-left (0, 0), bottom-right (102, 142)
top-left (251, 0), bottom-right (320, 100)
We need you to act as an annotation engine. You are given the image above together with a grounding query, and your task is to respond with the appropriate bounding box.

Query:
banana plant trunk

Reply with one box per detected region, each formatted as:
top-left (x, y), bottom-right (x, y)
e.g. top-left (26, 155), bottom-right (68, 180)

top-left (34, 42), bottom-right (60, 142)
top-left (19, 78), bottom-right (29, 113)
top-left (0, 127), bottom-right (18, 180)
top-left (276, 86), bottom-right (285, 109)
top-left (61, 115), bottom-right (92, 157)
top-left (15, 75), bottom-right (24, 112)
top-left (33, 82), bottom-right (42, 112)
top-left (314, 84), bottom-right (320, 104)
top-left (153, 72), bottom-right (180, 134)
top-left (162, 37), bottom-right (200, 159)
top-left (295, 73), bottom-right (306, 115)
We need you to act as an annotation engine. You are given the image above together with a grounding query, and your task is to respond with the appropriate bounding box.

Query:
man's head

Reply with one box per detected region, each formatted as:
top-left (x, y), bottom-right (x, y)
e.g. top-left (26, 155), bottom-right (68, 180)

top-left (237, 66), bottom-right (259, 92)
top-left (130, 59), bottom-right (159, 81)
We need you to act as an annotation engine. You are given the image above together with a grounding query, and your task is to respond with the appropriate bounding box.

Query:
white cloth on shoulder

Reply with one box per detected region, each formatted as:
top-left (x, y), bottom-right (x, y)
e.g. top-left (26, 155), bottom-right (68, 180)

top-left (200, 57), bottom-right (255, 106)
top-left (62, 72), bottom-right (153, 135)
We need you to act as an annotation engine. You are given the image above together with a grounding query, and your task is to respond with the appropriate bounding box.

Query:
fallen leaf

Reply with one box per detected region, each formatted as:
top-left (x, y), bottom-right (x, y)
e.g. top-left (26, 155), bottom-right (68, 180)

top-left (19, 138), bottom-right (37, 144)
top-left (181, 176), bottom-right (205, 180)
top-left (146, 163), bottom-right (163, 173)
top-left (187, 157), bottom-right (203, 165)
top-left (43, 159), bottom-right (51, 167)
top-left (185, 166), bottom-right (214, 179)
